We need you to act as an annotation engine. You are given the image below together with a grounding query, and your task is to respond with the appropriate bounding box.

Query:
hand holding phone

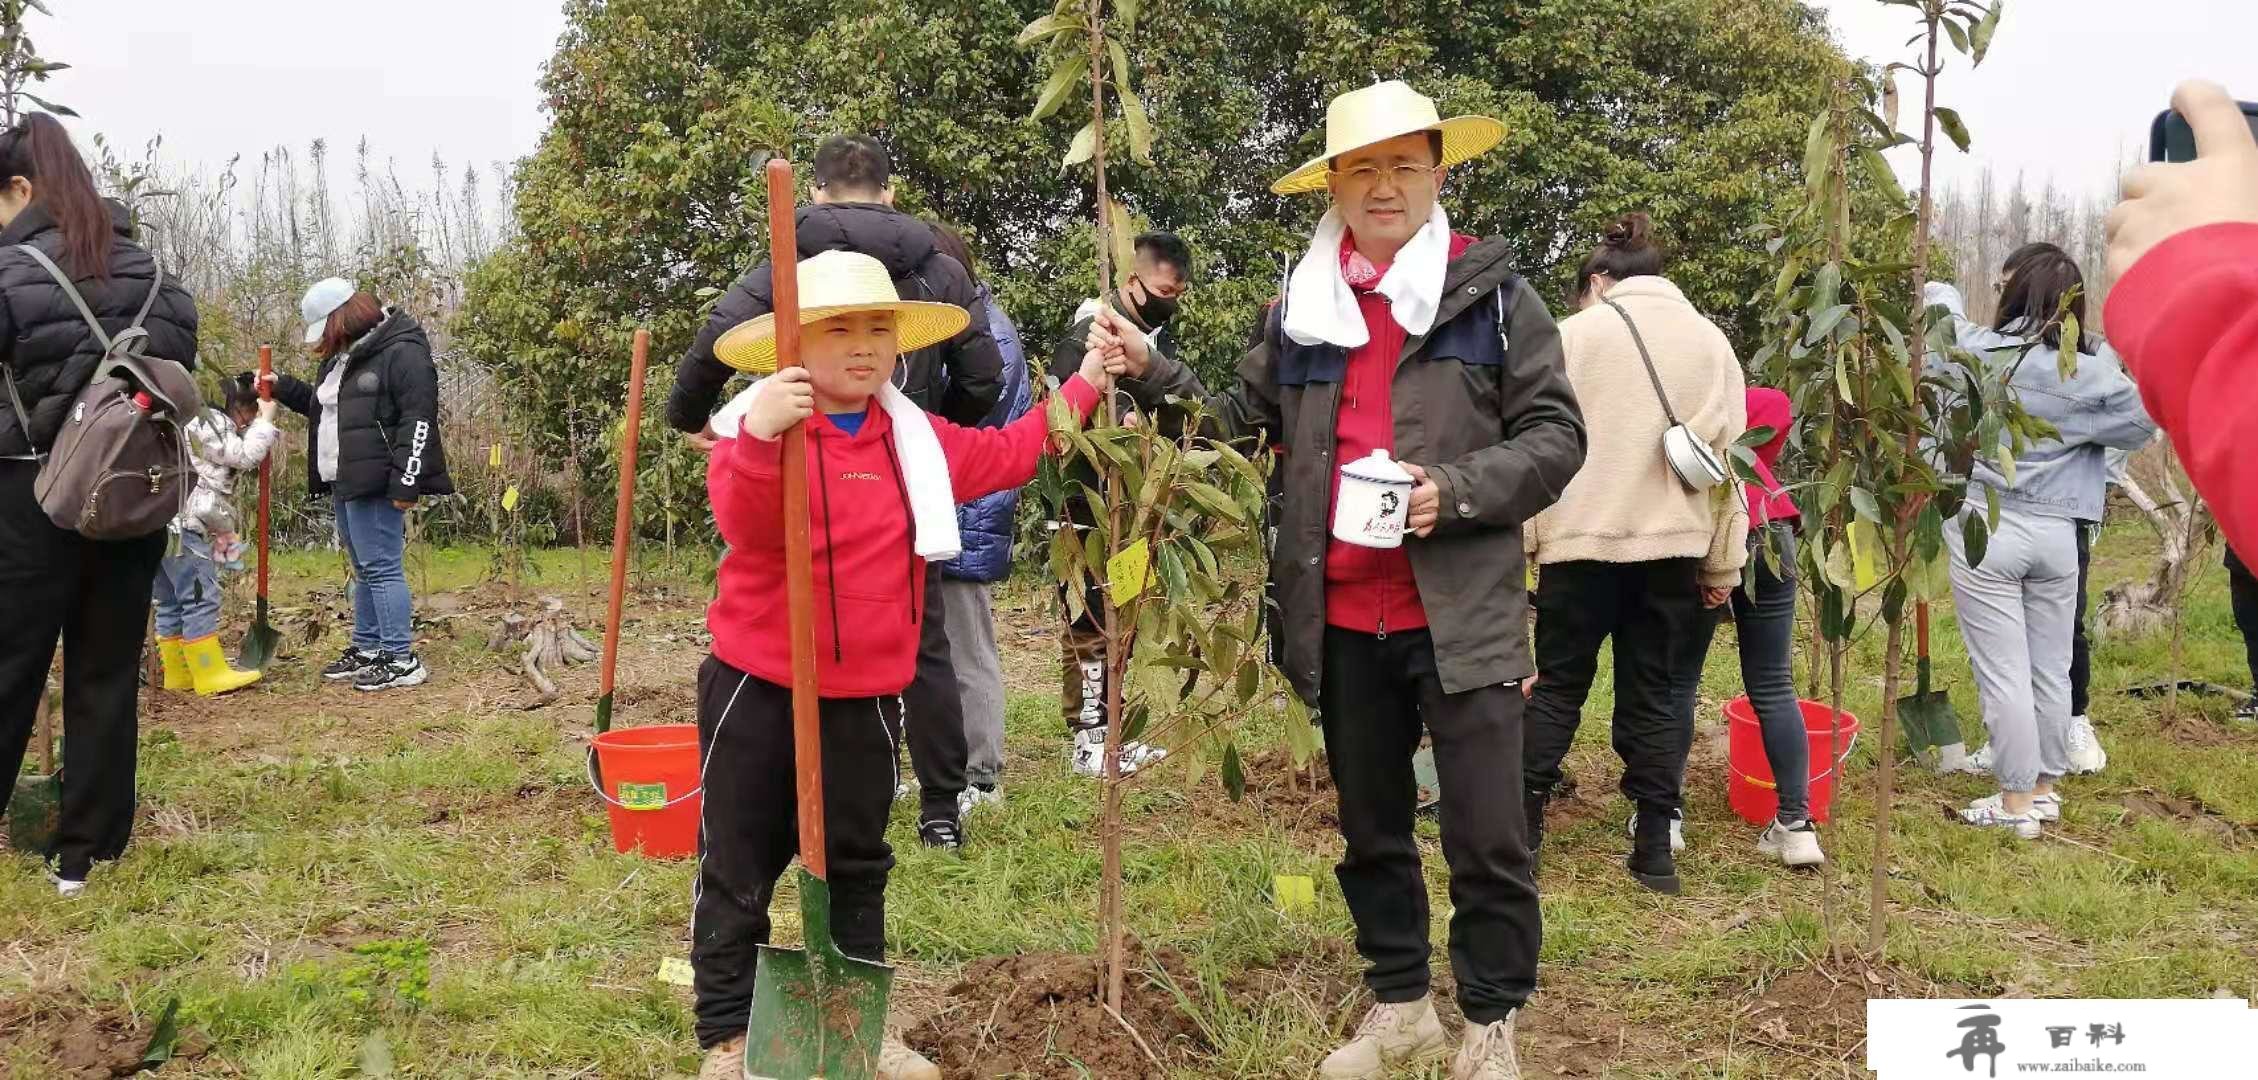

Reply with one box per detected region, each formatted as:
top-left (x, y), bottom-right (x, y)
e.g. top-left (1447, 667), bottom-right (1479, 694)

top-left (2108, 81), bottom-right (2258, 279)
top-left (2150, 96), bottom-right (2258, 163)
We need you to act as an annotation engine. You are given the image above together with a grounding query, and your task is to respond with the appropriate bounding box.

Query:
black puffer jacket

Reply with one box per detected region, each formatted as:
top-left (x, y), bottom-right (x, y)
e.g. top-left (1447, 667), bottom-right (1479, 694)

top-left (272, 309), bottom-right (452, 503)
top-left (0, 202), bottom-right (200, 457)
top-left (667, 202), bottom-right (1004, 432)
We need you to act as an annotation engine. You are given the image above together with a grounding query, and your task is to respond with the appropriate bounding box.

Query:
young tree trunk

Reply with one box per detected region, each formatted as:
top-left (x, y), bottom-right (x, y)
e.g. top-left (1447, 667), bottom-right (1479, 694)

top-left (1869, 615), bottom-right (1906, 958)
top-left (1823, 636), bottom-right (1848, 964)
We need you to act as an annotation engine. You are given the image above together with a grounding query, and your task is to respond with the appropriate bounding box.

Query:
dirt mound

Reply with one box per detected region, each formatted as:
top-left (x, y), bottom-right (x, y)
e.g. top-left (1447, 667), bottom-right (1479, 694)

top-left (0, 997), bottom-right (207, 1078)
top-left (906, 948), bottom-right (1210, 1079)
top-left (1239, 748), bottom-right (1337, 832)
top-left (1741, 960), bottom-right (1939, 1061)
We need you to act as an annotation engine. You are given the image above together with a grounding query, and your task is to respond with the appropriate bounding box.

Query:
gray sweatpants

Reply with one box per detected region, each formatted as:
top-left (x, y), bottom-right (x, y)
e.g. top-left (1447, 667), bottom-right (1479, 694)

top-left (1944, 507), bottom-right (2078, 793)
top-left (939, 578), bottom-right (1008, 787)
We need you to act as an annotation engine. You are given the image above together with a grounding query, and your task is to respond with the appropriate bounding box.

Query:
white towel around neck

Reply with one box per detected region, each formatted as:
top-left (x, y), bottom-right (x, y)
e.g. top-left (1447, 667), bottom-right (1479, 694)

top-left (712, 379), bottom-right (961, 562)
top-left (1282, 204), bottom-right (1454, 349)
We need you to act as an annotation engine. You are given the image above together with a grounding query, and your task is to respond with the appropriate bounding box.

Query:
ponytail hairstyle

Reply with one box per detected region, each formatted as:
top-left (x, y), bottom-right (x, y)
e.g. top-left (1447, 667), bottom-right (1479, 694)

top-left (223, 372), bottom-right (263, 416)
top-left (0, 113), bottom-right (113, 280)
top-left (1993, 242), bottom-right (2090, 353)
top-left (1574, 212), bottom-right (1665, 303)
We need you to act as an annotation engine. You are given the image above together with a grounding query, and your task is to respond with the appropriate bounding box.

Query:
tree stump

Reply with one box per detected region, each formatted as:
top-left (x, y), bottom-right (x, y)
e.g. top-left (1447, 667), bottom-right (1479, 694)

top-left (490, 597), bottom-right (598, 708)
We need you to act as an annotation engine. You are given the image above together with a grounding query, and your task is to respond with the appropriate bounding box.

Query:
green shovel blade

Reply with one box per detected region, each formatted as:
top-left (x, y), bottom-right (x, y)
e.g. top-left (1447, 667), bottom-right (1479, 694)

top-left (239, 597), bottom-right (281, 671)
top-left (742, 871), bottom-right (893, 1080)
top-left (1411, 746), bottom-right (1441, 814)
top-left (7, 773), bottom-right (61, 856)
top-left (1896, 659), bottom-right (1964, 755)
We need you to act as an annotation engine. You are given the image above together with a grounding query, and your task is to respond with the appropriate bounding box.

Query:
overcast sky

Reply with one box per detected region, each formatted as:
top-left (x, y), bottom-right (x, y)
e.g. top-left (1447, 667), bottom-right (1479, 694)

top-left (33, 1), bottom-right (2258, 213)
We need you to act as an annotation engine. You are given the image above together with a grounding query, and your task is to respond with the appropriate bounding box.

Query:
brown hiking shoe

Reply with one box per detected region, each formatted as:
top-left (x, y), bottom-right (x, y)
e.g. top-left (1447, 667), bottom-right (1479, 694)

top-left (1452, 1014), bottom-right (1523, 1080)
top-left (1320, 995), bottom-right (1448, 1078)
top-left (698, 1035), bottom-right (744, 1080)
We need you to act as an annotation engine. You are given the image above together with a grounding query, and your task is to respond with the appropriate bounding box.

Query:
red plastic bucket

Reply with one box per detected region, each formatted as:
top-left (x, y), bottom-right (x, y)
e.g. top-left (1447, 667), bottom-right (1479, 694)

top-left (588, 724), bottom-right (703, 859)
top-left (1724, 696), bottom-right (1860, 825)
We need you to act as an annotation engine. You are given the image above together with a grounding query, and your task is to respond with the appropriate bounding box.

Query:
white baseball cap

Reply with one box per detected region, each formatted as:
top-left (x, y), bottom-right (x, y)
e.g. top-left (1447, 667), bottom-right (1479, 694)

top-left (300, 277), bottom-right (357, 345)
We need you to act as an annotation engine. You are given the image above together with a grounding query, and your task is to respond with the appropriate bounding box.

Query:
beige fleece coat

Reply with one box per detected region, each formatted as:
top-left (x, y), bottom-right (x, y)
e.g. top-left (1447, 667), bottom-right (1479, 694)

top-left (1525, 276), bottom-right (1748, 587)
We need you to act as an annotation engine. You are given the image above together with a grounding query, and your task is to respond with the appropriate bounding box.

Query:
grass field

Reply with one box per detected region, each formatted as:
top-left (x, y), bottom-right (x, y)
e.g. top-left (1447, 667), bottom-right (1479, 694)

top-left (2, 519), bottom-right (2254, 1078)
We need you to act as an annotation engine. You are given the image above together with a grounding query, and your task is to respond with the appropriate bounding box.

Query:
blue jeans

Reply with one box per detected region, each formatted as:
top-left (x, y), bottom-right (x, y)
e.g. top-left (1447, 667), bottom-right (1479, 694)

top-left (1673, 523), bottom-right (1811, 823)
top-left (151, 529), bottom-right (223, 640)
top-left (336, 497), bottom-right (413, 656)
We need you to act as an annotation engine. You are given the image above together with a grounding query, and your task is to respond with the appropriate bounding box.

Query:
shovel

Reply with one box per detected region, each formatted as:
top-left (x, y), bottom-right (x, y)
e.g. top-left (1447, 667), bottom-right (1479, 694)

top-left (742, 157), bottom-right (892, 1079)
top-left (593, 328), bottom-right (652, 741)
top-left (6, 675), bottom-right (61, 856)
top-left (239, 344), bottom-right (282, 670)
top-left (1898, 603), bottom-right (1966, 768)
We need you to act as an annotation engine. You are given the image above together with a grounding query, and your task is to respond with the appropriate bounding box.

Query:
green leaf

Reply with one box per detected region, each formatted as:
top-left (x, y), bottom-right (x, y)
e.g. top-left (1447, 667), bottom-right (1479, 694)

top-left (1221, 741), bottom-right (1246, 801)
top-left (1934, 107), bottom-right (1972, 153)
top-left (1108, 38), bottom-right (1133, 96)
top-left (1804, 304), bottom-right (1852, 345)
top-left (1235, 656), bottom-right (1261, 703)
top-left (1108, 197), bottom-right (1138, 285)
top-left (1156, 542), bottom-right (1190, 599)
top-left (1823, 536), bottom-right (1857, 590)
top-left (1801, 108), bottom-right (1832, 187)
top-left (1961, 510), bottom-right (1990, 569)
top-left (1941, 16), bottom-right (1970, 55)
top-left (1855, 146), bottom-right (1907, 204)
top-left (1118, 0), bottom-right (1141, 32)
top-left (1735, 425), bottom-right (1778, 449)
top-left (1849, 486), bottom-right (1882, 524)
top-left (1184, 481), bottom-right (1245, 522)
top-left (1812, 262), bottom-right (1843, 311)
top-left (1970, 2), bottom-right (2001, 63)
top-left (1906, 547), bottom-right (1951, 601)
top-left (22, 93), bottom-right (76, 118)
top-left (1063, 121), bottom-right (1098, 169)
top-left (139, 998), bottom-right (182, 1065)
top-left (2057, 311), bottom-right (2082, 379)
top-left (1015, 12), bottom-right (1079, 46)
top-left (1995, 444), bottom-right (2018, 488)
top-left (1122, 701), bottom-right (1150, 742)
top-left (1030, 56), bottom-right (1088, 121)
top-left (1119, 85), bottom-right (1154, 164)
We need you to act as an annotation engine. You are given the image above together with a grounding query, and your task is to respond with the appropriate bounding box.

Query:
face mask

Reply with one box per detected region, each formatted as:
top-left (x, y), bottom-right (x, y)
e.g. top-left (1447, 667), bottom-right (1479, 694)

top-left (1128, 278), bottom-right (1179, 328)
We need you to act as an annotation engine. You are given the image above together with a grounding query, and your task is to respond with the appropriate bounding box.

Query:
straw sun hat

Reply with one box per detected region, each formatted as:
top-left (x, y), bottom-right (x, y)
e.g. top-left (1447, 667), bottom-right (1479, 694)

top-left (1270, 80), bottom-right (1506, 196)
top-left (713, 250), bottom-right (971, 374)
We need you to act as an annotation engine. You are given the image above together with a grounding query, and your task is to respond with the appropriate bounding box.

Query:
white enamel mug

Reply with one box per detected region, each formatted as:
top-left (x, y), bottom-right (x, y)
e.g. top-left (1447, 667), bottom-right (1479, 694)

top-left (1331, 450), bottom-right (1415, 549)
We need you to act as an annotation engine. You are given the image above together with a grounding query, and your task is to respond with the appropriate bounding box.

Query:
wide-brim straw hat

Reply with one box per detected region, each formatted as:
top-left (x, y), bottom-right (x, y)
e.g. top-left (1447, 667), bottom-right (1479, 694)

top-left (713, 249), bottom-right (971, 374)
top-left (1271, 80), bottom-right (1506, 196)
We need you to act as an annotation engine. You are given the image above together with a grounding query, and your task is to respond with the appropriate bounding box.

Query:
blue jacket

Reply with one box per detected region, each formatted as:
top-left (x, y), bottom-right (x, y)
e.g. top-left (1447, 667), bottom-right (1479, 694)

top-left (1926, 283), bottom-right (2156, 523)
top-left (944, 288), bottom-right (1033, 583)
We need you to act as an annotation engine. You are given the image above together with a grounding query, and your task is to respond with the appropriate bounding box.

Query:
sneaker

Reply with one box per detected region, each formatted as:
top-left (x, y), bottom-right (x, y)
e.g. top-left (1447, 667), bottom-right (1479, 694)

top-left (2232, 700), bottom-right (2258, 727)
top-left (958, 783), bottom-right (1003, 816)
top-left (51, 873), bottom-right (85, 899)
top-left (1320, 995), bottom-right (1449, 1079)
top-left (1958, 794), bottom-right (2043, 839)
top-left (353, 652), bottom-right (428, 692)
top-left (1756, 818), bottom-right (1826, 867)
top-left (918, 816), bottom-right (963, 851)
top-left (323, 646), bottom-right (381, 681)
top-left (1451, 1012), bottom-right (1523, 1080)
top-left (878, 1033), bottom-right (941, 1080)
top-left (894, 780), bottom-right (913, 803)
top-left (2029, 792), bottom-right (2063, 822)
top-left (1625, 808), bottom-right (1687, 853)
top-left (697, 1035), bottom-right (744, 1080)
top-left (2065, 716), bottom-right (2108, 774)
top-left (1963, 742), bottom-right (1997, 775)
top-left (1069, 728), bottom-right (1168, 779)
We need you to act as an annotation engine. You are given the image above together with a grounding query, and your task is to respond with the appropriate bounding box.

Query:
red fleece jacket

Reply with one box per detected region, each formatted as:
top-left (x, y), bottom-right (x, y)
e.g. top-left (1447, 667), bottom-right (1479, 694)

top-left (1324, 232), bottom-right (1476, 634)
top-left (2103, 222), bottom-right (2258, 561)
top-left (1743, 387), bottom-right (1798, 528)
top-left (707, 376), bottom-right (1099, 697)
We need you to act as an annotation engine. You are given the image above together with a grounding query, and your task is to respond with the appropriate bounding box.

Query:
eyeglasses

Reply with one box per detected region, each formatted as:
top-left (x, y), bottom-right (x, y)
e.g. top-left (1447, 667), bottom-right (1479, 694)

top-left (1327, 162), bottom-right (1437, 188)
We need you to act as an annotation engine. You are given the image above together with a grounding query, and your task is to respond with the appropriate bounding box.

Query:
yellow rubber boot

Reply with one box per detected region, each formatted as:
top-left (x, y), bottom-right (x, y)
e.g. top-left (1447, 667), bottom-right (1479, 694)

top-left (183, 634), bottom-right (262, 696)
top-left (158, 637), bottom-right (193, 692)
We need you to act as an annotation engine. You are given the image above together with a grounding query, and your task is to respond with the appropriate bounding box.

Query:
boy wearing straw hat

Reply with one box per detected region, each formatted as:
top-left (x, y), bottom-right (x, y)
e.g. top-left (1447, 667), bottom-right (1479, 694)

top-left (1099, 80), bottom-right (1586, 1079)
top-left (688, 249), bottom-right (1118, 1079)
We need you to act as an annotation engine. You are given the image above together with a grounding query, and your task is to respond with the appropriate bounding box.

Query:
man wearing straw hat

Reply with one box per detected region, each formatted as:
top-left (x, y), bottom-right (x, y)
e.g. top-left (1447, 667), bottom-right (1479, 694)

top-left (1098, 80), bottom-right (1586, 1078)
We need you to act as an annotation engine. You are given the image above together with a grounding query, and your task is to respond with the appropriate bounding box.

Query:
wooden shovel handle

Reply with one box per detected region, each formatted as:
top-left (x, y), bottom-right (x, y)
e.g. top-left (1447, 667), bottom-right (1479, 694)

top-left (599, 330), bottom-right (651, 717)
top-left (770, 158), bottom-right (827, 881)
top-left (256, 345), bottom-right (272, 604)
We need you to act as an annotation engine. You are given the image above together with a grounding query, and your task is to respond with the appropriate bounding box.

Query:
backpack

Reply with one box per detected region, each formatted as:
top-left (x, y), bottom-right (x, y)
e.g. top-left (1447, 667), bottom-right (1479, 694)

top-left (1, 244), bottom-right (201, 540)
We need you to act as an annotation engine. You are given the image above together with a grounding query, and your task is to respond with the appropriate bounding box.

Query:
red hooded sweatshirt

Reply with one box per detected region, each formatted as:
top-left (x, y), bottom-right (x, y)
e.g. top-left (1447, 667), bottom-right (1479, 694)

top-left (707, 376), bottom-right (1099, 697)
top-left (1743, 387), bottom-right (1798, 528)
top-left (1324, 231), bottom-right (1477, 635)
top-left (2103, 221), bottom-right (2258, 561)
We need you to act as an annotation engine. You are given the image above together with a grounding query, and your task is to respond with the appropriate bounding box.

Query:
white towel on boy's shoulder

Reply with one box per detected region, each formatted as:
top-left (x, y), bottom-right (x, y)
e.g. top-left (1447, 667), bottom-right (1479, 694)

top-left (711, 379), bottom-right (961, 562)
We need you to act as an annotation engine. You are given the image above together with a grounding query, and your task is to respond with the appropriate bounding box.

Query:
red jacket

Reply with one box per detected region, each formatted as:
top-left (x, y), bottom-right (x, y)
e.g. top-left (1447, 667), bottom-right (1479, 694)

top-left (1743, 387), bottom-right (1798, 528)
top-left (707, 376), bottom-right (1100, 697)
top-left (2104, 222), bottom-right (2258, 561)
top-left (1324, 232), bottom-right (1478, 634)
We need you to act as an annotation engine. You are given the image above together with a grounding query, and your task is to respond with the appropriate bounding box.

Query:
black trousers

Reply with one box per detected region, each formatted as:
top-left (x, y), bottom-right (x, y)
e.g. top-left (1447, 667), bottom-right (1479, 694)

top-left (1320, 627), bottom-right (1539, 1025)
top-left (690, 655), bottom-right (902, 1049)
top-left (2229, 546), bottom-right (2258, 691)
top-left (1522, 558), bottom-right (1708, 814)
top-left (2071, 524), bottom-right (2094, 717)
top-left (0, 461), bottom-right (165, 880)
top-left (901, 569), bottom-right (967, 824)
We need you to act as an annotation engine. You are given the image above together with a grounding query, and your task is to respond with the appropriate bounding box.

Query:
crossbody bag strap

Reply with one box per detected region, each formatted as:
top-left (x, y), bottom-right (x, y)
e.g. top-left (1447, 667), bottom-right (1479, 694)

top-left (1602, 297), bottom-right (1683, 428)
top-left (13, 243), bottom-right (113, 353)
top-left (2, 363), bottom-right (36, 460)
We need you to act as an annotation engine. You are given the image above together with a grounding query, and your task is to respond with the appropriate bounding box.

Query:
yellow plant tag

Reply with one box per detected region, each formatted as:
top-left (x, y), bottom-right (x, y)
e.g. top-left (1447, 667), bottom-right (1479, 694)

top-left (1107, 538), bottom-right (1152, 608)
top-left (1273, 874), bottom-right (1315, 913)
top-left (657, 957), bottom-right (695, 987)
top-left (502, 485), bottom-right (522, 513)
top-left (489, 444), bottom-right (502, 468)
